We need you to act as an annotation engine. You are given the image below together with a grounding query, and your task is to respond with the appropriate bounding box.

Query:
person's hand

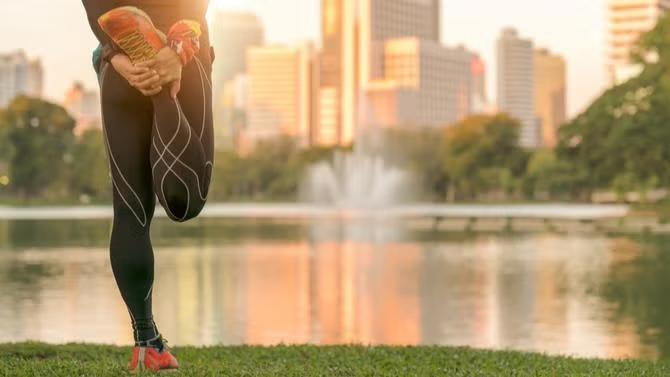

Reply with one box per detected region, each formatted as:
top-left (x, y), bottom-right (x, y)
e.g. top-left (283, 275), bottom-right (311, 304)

top-left (110, 54), bottom-right (162, 96)
top-left (137, 47), bottom-right (183, 99)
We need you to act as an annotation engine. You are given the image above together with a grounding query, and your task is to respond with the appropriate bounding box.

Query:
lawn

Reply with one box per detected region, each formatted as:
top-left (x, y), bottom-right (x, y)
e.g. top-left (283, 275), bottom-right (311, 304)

top-left (0, 342), bottom-right (668, 376)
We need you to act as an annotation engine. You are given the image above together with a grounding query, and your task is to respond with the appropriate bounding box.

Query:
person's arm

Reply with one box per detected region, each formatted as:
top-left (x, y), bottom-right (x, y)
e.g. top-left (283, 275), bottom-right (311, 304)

top-left (81, 0), bottom-right (121, 62)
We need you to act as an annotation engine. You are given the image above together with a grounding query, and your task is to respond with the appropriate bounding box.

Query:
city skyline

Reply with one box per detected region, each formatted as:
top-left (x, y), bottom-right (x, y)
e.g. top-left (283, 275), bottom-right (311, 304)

top-left (0, 0), bottom-right (604, 118)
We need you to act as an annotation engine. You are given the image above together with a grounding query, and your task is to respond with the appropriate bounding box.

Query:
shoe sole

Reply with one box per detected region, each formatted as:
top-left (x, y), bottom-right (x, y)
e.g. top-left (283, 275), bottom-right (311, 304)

top-left (129, 368), bottom-right (178, 374)
top-left (112, 6), bottom-right (167, 41)
top-left (99, 6), bottom-right (159, 33)
top-left (97, 6), bottom-right (165, 63)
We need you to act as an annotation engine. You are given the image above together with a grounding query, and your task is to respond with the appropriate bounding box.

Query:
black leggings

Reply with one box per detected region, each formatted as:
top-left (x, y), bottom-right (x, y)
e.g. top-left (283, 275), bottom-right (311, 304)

top-left (97, 48), bottom-right (214, 340)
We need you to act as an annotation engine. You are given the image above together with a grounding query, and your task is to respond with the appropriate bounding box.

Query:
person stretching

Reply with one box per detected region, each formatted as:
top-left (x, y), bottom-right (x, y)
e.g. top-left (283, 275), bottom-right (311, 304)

top-left (82, 1), bottom-right (213, 372)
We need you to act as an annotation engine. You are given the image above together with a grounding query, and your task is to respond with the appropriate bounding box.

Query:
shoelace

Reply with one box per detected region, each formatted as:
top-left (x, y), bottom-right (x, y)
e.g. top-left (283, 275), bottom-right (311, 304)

top-left (116, 31), bottom-right (156, 63)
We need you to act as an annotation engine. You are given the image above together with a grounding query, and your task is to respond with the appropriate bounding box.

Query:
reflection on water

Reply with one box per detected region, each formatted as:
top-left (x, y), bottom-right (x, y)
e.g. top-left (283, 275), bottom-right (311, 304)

top-left (0, 217), bottom-right (666, 360)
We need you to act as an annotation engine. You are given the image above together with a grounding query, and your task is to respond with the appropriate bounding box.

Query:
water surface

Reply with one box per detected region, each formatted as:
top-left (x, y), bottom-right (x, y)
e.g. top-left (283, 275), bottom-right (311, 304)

top-left (0, 217), bottom-right (666, 360)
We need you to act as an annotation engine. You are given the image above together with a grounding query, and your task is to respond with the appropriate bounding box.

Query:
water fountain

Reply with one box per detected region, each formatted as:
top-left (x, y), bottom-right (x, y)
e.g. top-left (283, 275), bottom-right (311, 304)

top-left (301, 131), bottom-right (413, 208)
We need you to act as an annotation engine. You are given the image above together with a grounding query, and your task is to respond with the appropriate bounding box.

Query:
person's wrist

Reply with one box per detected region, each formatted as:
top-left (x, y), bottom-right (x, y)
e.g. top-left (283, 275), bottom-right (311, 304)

top-left (168, 44), bottom-right (188, 66)
top-left (109, 53), bottom-right (127, 69)
top-left (173, 50), bottom-right (184, 68)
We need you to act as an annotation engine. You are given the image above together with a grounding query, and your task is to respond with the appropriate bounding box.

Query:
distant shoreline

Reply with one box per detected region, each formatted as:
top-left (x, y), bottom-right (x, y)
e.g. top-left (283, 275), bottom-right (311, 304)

top-left (0, 203), bottom-right (629, 220)
top-left (13, 203), bottom-right (670, 234)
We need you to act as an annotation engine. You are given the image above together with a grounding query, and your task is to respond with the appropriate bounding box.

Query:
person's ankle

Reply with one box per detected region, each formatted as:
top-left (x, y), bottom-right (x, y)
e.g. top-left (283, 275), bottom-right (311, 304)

top-left (135, 333), bottom-right (167, 352)
top-left (133, 317), bottom-right (164, 350)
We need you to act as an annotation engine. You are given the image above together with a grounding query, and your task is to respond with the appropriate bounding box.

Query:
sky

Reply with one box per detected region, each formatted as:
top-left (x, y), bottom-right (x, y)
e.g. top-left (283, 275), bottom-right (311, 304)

top-left (0, 0), bottom-right (607, 117)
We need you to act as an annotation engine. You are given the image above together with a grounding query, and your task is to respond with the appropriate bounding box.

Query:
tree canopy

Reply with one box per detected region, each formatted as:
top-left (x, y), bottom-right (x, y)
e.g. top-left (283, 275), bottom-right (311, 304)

top-left (0, 96), bottom-right (75, 198)
top-left (442, 114), bottom-right (527, 201)
top-left (558, 13), bottom-right (670, 195)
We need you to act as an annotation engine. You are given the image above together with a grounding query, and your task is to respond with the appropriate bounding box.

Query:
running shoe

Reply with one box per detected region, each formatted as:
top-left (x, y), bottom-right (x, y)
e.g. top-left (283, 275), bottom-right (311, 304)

top-left (97, 6), bottom-right (166, 64)
top-left (128, 338), bottom-right (179, 373)
top-left (167, 20), bottom-right (202, 65)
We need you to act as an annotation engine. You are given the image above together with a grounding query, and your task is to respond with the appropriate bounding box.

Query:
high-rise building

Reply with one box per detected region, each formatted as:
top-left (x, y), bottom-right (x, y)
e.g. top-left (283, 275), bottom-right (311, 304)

top-left (364, 39), bottom-right (474, 128)
top-left (534, 48), bottom-right (566, 149)
top-left (607, 0), bottom-right (670, 84)
top-left (362, 0), bottom-right (441, 82)
top-left (320, 0), bottom-right (359, 145)
top-left (470, 54), bottom-right (490, 114)
top-left (210, 11), bottom-right (265, 148)
top-left (497, 28), bottom-right (538, 149)
top-left (0, 50), bottom-right (43, 108)
top-left (319, 0), bottom-right (441, 145)
top-left (221, 74), bottom-right (249, 149)
top-left (63, 81), bottom-right (101, 136)
top-left (245, 43), bottom-right (319, 152)
top-left (211, 12), bottom-right (265, 83)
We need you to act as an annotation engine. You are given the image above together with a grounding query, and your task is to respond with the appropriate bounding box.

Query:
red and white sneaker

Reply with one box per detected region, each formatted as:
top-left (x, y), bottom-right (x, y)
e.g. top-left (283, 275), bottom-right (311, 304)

top-left (128, 338), bottom-right (179, 374)
top-left (97, 6), bottom-right (166, 64)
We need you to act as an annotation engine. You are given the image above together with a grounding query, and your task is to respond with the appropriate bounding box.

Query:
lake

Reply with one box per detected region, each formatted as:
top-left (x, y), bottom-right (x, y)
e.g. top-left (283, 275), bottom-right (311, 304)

top-left (0, 216), bottom-right (667, 360)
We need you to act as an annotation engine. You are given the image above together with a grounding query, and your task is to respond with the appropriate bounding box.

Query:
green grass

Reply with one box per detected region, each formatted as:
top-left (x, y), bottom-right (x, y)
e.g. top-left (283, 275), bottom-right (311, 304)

top-left (0, 343), bottom-right (669, 376)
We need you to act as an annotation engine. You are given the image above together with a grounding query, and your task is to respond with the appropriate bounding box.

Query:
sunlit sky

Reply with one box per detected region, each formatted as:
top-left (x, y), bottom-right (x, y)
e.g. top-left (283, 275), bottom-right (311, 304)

top-left (0, 0), bottom-right (606, 117)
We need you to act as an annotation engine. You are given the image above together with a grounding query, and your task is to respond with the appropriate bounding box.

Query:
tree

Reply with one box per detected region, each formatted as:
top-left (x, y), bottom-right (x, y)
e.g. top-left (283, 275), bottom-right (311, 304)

top-left (523, 150), bottom-right (584, 200)
top-left (68, 128), bottom-right (111, 202)
top-left (0, 96), bottom-right (75, 198)
top-left (442, 114), bottom-right (527, 201)
top-left (208, 138), bottom-right (339, 202)
top-left (209, 150), bottom-right (245, 201)
top-left (383, 128), bottom-right (449, 201)
top-left (557, 13), bottom-right (670, 197)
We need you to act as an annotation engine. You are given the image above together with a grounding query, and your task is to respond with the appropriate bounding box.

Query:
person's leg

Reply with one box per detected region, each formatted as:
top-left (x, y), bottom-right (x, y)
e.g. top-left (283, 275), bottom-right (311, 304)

top-left (98, 61), bottom-right (162, 346)
top-left (149, 49), bottom-right (214, 222)
top-left (94, 6), bottom-right (214, 222)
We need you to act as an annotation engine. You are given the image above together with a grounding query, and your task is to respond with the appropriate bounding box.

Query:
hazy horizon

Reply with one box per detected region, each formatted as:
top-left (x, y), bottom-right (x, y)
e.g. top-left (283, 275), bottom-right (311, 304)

top-left (0, 0), bottom-right (606, 117)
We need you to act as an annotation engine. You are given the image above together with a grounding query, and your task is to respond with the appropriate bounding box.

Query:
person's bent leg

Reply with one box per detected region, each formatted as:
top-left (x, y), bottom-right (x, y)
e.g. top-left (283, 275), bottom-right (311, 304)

top-left (99, 61), bottom-right (162, 345)
top-left (95, 7), bottom-right (214, 223)
top-left (150, 49), bottom-right (214, 222)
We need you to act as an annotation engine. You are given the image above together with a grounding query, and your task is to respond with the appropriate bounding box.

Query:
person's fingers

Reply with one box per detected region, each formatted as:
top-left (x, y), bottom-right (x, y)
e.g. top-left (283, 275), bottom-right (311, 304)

top-left (130, 70), bottom-right (159, 85)
top-left (136, 59), bottom-right (157, 69)
top-left (170, 80), bottom-right (181, 100)
top-left (148, 87), bottom-right (162, 96)
top-left (128, 65), bottom-right (150, 75)
top-left (141, 85), bottom-right (162, 97)
top-left (134, 74), bottom-right (161, 90)
top-left (158, 70), bottom-right (170, 80)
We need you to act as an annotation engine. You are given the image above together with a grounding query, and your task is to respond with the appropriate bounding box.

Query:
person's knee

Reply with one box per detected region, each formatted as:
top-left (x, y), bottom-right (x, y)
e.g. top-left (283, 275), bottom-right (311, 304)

top-left (113, 195), bottom-right (155, 228)
top-left (165, 194), bottom-right (205, 223)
